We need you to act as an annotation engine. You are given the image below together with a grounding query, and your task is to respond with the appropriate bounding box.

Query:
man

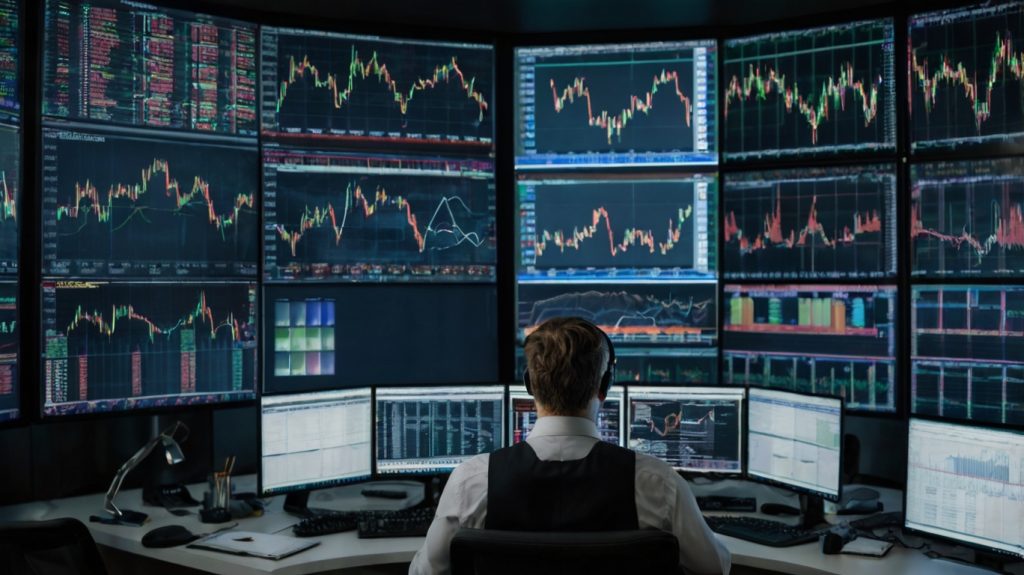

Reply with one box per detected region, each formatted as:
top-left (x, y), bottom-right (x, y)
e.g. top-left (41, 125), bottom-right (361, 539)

top-left (409, 316), bottom-right (731, 574)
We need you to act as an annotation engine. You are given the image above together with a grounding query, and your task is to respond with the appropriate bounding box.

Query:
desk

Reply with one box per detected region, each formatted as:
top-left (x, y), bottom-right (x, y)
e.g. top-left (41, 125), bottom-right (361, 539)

top-left (1, 477), bottom-right (1020, 575)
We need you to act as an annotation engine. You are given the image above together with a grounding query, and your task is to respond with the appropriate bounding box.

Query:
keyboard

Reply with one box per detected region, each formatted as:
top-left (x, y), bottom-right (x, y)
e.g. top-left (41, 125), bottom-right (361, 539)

top-left (293, 507), bottom-right (436, 538)
top-left (357, 506), bottom-right (437, 538)
top-left (704, 516), bottom-right (821, 547)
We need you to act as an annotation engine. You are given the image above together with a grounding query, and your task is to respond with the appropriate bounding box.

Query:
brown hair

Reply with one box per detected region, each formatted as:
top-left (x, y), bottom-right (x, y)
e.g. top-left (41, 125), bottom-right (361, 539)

top-left (524, 317), bottom-right (609, 415)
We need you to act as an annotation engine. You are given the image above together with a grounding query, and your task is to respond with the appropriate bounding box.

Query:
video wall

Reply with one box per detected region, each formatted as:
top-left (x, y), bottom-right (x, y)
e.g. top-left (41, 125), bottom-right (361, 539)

top-left (0, 0), bottom-right (1022, 426)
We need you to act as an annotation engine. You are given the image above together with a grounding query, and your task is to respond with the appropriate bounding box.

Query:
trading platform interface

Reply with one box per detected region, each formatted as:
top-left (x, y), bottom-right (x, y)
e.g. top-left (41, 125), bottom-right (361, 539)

top-left (911, 285), bottom-right (1024, 426)
top-left (910, 3), bottom-right (1024, 152)
top-left (261, 389), bottom-right (372, 495)
top-left (376, 386), bottom-right (504, 475)
top-left (0, 0), bottom-right (18, 126)
top-left (0, 282), bottom-right (16, 422)
top-left (723, 19), bottom-right (897, 161)
top-left (41, 281), bottom-right (258, 416)
top-left (508, 386), bottom-right (623, 446)
top-left (518, 174), bottom-right (716, 281)
top-left (628, 386), bottom-right (744, 474)
top-left (906, 419), bottom-right (1023, 559)
top-left (515, 40), bottom-right (718, 169)
top-left (723, 284), bottom-right (898, 412)
top-left (747, 388), bottom-right (842, 499)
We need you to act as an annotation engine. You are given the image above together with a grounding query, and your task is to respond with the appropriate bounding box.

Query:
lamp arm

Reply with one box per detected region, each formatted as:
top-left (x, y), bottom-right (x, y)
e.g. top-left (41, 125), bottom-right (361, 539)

top-left (102, 434), bottom-right (166, 518)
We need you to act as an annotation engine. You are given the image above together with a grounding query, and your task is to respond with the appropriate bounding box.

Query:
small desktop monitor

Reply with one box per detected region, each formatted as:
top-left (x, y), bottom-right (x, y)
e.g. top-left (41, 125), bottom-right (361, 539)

top-left (746, 388), bottom-right (842, 500)
top-left (260, 388), bottom-right (373, 496)
top-left (905, 418), bottom-right (1024, 560)
top-left (375, 385), bottom-right (504, 475)
top-left (627, 386), bottom-right (744, 474)
top-left (508, 386), bottom-right (623, 446)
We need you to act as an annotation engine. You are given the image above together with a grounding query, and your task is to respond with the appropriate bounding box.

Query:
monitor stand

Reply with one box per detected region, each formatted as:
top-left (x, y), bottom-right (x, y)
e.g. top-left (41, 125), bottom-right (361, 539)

top-left (283, 480), bottom-right (426, 518)
top-left (799, 494), bottom-right (827, 530)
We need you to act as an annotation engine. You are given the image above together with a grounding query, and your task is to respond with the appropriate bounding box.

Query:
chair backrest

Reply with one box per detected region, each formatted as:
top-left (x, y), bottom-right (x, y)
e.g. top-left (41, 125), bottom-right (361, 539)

top-left (450, 528), bottom-right (680, 575)
top-left (0, 518), bottom-right (109, 575)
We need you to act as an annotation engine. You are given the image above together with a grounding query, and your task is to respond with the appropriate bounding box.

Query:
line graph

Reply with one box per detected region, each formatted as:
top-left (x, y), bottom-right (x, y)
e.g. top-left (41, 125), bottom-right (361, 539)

top-left (723, 19), bottom-right (896, 161)
top-left (261, 28), bottom-right (493, 145)
top-left (42, 281), bottom-right (257, 417)
top-left (912, 159), bottom-right (1024, 277)
top-left (516, 40), bottom-right (717, 168)
top-left (909, 3), bottom-right (1024, 150)
top-left (519, 177), bottom-right (716, 280)
top-left (517, 282), bottom-right (717, 346)
top-left (722, 166), bottom-right (897, 279)
top-left (0, 125), bottom-right (17, 275)
top-left (41, 127), bottom-right (259, 278)
top-left (628, 393), bottom-right (741, 472)
top-left (263, 149), bottom-right (495, 282)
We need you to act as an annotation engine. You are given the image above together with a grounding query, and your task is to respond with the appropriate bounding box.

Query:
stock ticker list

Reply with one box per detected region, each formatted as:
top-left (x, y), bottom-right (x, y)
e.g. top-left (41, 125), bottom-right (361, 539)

top-left (43, 0), bottom-right (257, 135)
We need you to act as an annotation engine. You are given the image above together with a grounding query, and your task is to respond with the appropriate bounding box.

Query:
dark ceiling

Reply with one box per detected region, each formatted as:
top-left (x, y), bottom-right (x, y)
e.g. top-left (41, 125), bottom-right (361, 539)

top-left (193, 0), bottom-right (896, 35)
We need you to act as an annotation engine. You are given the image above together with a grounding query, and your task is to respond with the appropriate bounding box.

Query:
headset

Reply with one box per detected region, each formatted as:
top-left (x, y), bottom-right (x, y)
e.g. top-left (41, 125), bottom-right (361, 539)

top-left (523, 320), bottom-right (617, 399)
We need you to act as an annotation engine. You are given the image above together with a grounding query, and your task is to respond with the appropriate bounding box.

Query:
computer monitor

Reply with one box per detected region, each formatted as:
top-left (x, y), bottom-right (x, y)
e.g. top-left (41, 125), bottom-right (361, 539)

top-left (627, 386), bottom-right (744, 474)
top-left (746, 388), bottom-right (842, 501)
top-left (508, 386), bottom-right (623, 446)
top-left (905, 418), bottom-right (1024, 560)
top-left (375, 385), bottom-right (504, 475)
top-left (260, 388), bottom-right (373, 497)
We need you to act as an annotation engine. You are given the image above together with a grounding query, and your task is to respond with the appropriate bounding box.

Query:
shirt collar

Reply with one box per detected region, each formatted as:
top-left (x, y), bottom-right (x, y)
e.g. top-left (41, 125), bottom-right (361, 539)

top-left (530, 416), bottom-right (601, 440)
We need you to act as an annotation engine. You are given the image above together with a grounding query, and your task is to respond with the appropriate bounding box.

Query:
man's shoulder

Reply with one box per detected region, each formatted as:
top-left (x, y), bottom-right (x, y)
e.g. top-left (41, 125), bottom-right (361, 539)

top-left (450, 452), bottom-right (491, 483)
top-left (633, 451), bottom-right (683, 485)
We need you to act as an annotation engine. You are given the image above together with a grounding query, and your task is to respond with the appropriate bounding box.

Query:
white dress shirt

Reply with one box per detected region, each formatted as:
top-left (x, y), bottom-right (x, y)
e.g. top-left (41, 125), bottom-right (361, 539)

top-left (408, 416), bottom-right (732, 575)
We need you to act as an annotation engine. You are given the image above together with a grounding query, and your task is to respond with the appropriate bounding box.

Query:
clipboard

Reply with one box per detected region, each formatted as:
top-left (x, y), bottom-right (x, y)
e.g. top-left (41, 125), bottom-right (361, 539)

top-left (188, 531), bottom-right (319, 560)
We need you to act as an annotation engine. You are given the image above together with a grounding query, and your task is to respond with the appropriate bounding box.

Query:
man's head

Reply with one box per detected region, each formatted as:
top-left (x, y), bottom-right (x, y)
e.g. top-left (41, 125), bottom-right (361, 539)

top-left (523, 317), bottom-right (614, 417)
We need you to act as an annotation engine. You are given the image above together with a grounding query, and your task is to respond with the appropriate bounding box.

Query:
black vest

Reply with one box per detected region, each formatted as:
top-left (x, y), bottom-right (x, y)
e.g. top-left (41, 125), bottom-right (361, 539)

top-left (485, 440), bottom-right (639, 531)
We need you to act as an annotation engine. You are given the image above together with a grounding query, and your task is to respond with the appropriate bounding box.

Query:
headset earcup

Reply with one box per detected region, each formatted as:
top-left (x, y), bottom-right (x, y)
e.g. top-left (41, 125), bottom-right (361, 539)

top-left (524, 370), bottom-right (533, 396)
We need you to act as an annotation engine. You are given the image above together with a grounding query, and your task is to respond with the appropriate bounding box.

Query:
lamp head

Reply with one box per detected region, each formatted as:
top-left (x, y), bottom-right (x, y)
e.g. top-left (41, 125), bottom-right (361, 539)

top-left (161, 433), bottom-right (185, 465)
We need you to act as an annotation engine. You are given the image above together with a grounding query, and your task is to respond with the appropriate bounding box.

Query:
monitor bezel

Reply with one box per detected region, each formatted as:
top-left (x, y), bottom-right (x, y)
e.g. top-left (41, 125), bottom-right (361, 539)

top-left (625, 384), bottom-right (746, 476)
top-left (257, 387), bottom-right (374, 498)
top-left (744, 387), bottom-right (845, 502)
top-left (902, 415), bottom-right (1024, 561)
top-left (373, 383), bottom-right (507, 477)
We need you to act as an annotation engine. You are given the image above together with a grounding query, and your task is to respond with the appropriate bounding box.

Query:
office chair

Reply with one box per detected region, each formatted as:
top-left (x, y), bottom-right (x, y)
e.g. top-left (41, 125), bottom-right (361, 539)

top-left (450, 528), bottom-right (681, 575)
top-left (0, 517), bottom-right (109, 575)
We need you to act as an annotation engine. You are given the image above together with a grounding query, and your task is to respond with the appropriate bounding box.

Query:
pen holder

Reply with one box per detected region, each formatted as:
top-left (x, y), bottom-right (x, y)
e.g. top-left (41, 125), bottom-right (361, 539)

top-left (200, 473), bottom-right (233, 524)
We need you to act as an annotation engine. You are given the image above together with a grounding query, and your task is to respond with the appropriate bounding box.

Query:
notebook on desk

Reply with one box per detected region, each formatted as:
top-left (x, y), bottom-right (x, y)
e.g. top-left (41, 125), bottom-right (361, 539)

top-left (189, 531), bottom-right (319, 560)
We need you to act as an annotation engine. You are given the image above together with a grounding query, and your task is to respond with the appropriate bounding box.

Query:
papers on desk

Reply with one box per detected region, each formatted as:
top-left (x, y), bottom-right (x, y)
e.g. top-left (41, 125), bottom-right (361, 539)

top-left (189, 531), bottom-right (319, 560)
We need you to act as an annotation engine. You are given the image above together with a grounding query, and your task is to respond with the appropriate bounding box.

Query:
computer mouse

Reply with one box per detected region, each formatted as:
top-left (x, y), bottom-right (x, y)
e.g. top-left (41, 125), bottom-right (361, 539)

top-left (142, 525), bottom-right (200, 548)
top-left (760, 503), bottom-right (802, 516)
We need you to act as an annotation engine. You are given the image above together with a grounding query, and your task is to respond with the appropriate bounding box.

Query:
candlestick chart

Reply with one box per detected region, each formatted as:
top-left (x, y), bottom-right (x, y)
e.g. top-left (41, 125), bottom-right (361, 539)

top-left (723, 284), bottom-right (898, 412)
top-left (516, 41), bottom-right (717, 168)
top-left (909, 3), bottom-right (1024, 151)
top-left (911, 285), bottom-right (1024, 426)
top-left (42, 0), bottom-right (257, 135)
top-left (722, 165), bottom-right (897, 280)
top-left (41, 127), bottom-right (259, 278)
top-left (0, 0), bottom-right (19, 124)
top-left (263, 149), bottom-right (495, 282)
top-left (518, 176), bottom-right (716, 280)
top-left (0, 282), bottom-right (16, 422)
top-left (42, 281), bottom-right (257, 417)
top-left (518, 282), bottom-right (717, 347)
top-left (0, 124), bottom-right (17, 274)
top-left (723, 19), bottom-right (896, 161)
top-left (261, 27), bottom-right (493, 146)
top-left (912, 158), bottom-right (1024, 277)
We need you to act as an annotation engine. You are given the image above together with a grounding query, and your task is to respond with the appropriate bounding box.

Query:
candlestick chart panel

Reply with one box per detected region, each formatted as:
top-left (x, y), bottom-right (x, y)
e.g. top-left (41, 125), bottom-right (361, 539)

top-left (0, 283), bottom-right (16, 422)
top-left (42, 0), bottom-right (257, 136)
top-left (515, 40), bottom-right (717, 169)
top-left (41, 126), bottom-right (259, 278)
top-left (912, 158), bottom-right (1024, 278)
top-left (263, 148), bottom-right (495, 283)
top-left (722, 165), bottom-right (897, 280)
top-left (910, 3), bottom-right (1024, 152)
top-left (911, 285), bottom-right (1024, 426)
top-left (723, 19), bottom-right (896, 162)
top-left (518, 174), bottom-right (716, 281)
top-left (261, 27), bottom-right (493, 147)
top-left (41, 281), bottom-right (257, 417)
top-left (723, 284), bottom-right (898, 412)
